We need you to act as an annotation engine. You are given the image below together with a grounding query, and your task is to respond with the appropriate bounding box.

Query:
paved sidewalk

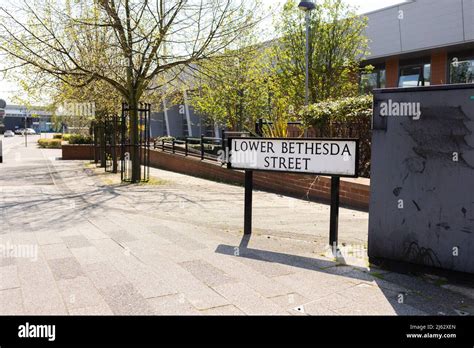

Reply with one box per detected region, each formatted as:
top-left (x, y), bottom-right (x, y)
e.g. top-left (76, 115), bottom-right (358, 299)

top-left (0, 136), bottom-right (473, 315)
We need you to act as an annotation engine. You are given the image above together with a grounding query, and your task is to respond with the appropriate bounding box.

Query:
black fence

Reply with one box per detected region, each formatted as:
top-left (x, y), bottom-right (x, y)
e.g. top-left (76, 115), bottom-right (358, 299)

top-left (104, 115), bottom-right (121, 174)
top-left (154, 130), bottom-right (251, 164)
top-left (90, 120), bottom-right (105, 167)
top-left (89, 104), bottom-right (152, 183)
top-left (121, 103), bottom-right (151, 183)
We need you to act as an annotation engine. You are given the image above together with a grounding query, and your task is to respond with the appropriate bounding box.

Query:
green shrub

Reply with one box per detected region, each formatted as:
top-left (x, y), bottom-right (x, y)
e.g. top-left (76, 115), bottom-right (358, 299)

top-left (299, 95), bottom-right (372, 127)
top-left (299, 95), bottom-right (372, 178)
top-left (68, 134), bottom-right (92, 144)
top-left (53, 133), bottom-right (73, 141)
top-left (188, 143), bottom-right (222, 156)
top-left (38, 139), bottom-right (62, 149)
top-left (156, 136), bottom-right (176, 143)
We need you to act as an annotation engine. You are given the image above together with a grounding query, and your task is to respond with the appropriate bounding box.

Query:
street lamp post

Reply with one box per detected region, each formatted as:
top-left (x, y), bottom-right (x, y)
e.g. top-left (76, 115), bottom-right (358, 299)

top-left (298, 1), bottom-right (316, 107)
top-left (299, 1), bottom-right (339, 249)
top-left (22, 108), bottom-right (28, 148)
top-left (25, 115), bottom-right (27, 147)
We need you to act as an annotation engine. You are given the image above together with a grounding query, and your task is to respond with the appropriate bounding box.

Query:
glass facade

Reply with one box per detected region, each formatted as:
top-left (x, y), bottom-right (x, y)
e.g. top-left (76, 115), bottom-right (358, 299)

top-left (449, 53), bottom-right (474, 84)
top-left (360, 66), bottom-right (386, 93)
top-left (398, 61), bottom-right (431, 88)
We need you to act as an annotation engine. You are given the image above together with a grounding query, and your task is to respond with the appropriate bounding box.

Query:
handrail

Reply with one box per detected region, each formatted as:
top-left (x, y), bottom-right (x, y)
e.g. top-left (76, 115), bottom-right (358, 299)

top-left (153, 135), bottom-right (224, 164)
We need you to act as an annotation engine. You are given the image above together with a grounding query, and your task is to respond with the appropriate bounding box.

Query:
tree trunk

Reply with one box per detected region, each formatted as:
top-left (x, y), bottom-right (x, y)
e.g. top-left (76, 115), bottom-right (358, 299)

top-left (129, 99), bottom-right (141, 183)
top-left (100, 125), bottom-right (106, 168)
top-left (112, 116), bottom-right (118, 174)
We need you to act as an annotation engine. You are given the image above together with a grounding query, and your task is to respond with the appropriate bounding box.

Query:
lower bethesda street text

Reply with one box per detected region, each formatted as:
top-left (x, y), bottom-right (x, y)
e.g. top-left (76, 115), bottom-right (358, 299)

top-left (230, 139), bottom-right (357, 174)
top-left (233, 140), bottom-right (353, 157)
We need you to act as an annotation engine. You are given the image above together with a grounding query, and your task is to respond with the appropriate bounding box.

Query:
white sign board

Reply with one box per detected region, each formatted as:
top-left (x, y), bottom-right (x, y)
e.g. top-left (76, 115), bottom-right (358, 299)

top-left (228, 138), bottom-right (358, 177)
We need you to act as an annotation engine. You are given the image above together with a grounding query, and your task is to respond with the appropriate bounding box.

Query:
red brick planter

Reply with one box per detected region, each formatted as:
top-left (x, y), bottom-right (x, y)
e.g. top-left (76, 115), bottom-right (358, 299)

top-left (62, 144), bottom-right (370, 210)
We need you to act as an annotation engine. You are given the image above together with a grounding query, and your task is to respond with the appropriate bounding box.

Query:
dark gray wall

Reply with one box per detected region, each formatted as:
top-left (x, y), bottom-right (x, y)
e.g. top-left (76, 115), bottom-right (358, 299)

top-left (150, 112), bottom-right (166, 138)
top-left (369, 85), bottom-right (474, 274)
top-left (4, 117), bottom-right (31, 131)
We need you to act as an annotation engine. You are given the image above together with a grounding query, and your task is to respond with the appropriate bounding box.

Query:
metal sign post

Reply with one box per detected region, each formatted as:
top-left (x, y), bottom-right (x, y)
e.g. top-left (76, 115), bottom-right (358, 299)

top-left (228, 137), bottom-right (359, 245)
top-left (244, 170), bottom-right (253, 235)
top-left (329, 176), bottom-right (340, 247)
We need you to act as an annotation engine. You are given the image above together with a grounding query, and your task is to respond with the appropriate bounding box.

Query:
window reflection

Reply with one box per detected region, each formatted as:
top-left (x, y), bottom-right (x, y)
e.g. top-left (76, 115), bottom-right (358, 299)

top-left (398, 63), bottom-right (431, 87)
top-left (360, 66), bottom-right (386, 93)
top-left (450, 56), bottom-right (474, 84)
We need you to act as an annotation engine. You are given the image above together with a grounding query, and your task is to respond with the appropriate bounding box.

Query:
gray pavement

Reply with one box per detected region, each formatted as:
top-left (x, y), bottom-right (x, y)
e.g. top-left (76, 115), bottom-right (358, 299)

top-left (0, 134), bottom-right (473, 315)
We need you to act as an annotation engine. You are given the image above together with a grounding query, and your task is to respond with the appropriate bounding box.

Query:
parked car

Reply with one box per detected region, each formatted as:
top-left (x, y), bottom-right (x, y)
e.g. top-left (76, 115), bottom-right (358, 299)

top-left (3, 130), bottom-right (14, 137)
top-left (14, 128), bottom-right (36, 135)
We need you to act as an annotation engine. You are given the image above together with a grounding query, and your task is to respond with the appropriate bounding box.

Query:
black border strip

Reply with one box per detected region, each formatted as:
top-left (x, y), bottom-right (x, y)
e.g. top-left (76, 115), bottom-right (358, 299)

top-left (1, 315), bottom-right (473, 346)
top-left (227, 137), bottom-right (360, 178)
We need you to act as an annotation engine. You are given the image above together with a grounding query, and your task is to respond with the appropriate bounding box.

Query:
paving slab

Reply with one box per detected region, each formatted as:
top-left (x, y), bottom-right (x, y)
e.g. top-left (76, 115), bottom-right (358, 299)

top-left (40, 243), bottom-right (74, 260)
top-left (0, 288), bottom-right (25, 314)
top-left (212, 282), bottom-right (289, 315)
top-left (99, 283), bottom-right (155, 315)
top-left (57, 276), bottom-right (107, 310)
top-left (0, 264), bottom-right (20, 290)
top-left (179, 259), bottom-right (236, 287)
top-left (48, 257), bottom-right (85, 280)
top-left (147, 294), bottom-right (201, 315)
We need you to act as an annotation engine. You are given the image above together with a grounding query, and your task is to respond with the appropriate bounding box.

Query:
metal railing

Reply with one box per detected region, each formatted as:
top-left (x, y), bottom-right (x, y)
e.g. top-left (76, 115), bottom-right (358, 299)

top-left (153, 130), bottom-right (252, 164)
top-left (154, 136), bottom-right (223, 162)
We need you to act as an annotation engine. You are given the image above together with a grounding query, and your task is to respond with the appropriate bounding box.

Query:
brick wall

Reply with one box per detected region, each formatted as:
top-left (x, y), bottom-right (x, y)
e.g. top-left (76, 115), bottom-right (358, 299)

top-left (62, 144), bottom-right (94, 160)
top-left (149, 150), bottom-right (370, 210)
top-left (61, 145), bottom-right (370, 210)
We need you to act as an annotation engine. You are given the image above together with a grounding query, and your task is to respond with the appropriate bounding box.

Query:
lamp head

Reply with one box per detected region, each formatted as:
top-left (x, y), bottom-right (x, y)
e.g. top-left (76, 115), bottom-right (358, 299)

top-left (298, 1), bottom-right (316, 11)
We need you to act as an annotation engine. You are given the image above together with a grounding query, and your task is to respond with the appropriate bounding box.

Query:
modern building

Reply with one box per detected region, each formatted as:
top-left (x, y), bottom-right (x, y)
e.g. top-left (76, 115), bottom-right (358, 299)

top-left (156, 0), bottom-right (473, 138)
top-left (152, 91), bottom-right (221, 139)
top-left (1, 104), bottom-right (55, 133)
top-left (360, 0), bottom-right (473, 91)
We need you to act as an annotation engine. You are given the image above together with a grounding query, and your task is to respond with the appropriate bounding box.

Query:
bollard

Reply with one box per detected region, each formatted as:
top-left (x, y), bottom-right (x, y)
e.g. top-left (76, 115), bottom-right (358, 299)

top-left (0, 139), bottom-right (2, 163)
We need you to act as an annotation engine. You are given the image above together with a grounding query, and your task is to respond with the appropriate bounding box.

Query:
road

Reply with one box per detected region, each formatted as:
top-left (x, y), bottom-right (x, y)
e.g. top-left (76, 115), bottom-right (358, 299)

top-left (0, 136), bottom-right (473, 315)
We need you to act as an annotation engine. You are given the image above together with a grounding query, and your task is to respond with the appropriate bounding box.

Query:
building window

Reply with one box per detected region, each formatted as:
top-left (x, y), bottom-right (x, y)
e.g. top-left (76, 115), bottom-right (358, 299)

top-left (449, 53), bottom-right (474, 84)
top-left (398, 57), bottom-right (431, 88)
top-left (360, 66), bottom-right (386, 93)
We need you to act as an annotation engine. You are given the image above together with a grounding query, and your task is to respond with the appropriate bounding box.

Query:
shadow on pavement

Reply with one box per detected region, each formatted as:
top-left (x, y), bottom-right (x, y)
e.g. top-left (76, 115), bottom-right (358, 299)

top-left (215, 235), bottom-right (474, 316)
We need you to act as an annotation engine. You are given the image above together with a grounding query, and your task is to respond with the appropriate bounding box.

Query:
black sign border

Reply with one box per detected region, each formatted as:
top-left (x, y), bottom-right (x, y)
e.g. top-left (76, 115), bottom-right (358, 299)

top-left (227, 137), bottom-right (360, 178)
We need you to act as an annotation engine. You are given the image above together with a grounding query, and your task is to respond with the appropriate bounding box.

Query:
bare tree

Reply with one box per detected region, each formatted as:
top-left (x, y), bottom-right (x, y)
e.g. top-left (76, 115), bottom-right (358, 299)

top-left (0, 0), bottom-right (260, 182)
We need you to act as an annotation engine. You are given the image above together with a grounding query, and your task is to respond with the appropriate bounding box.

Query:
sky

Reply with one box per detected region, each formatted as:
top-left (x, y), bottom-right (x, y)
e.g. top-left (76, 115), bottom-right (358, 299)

top-left (0, 0), bottom-right (406, 105)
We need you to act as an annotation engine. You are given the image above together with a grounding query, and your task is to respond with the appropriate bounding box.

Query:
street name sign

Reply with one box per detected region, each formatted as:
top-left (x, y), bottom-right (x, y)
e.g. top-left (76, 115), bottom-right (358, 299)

top-left (228, 137), bottom-right (359, 177)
